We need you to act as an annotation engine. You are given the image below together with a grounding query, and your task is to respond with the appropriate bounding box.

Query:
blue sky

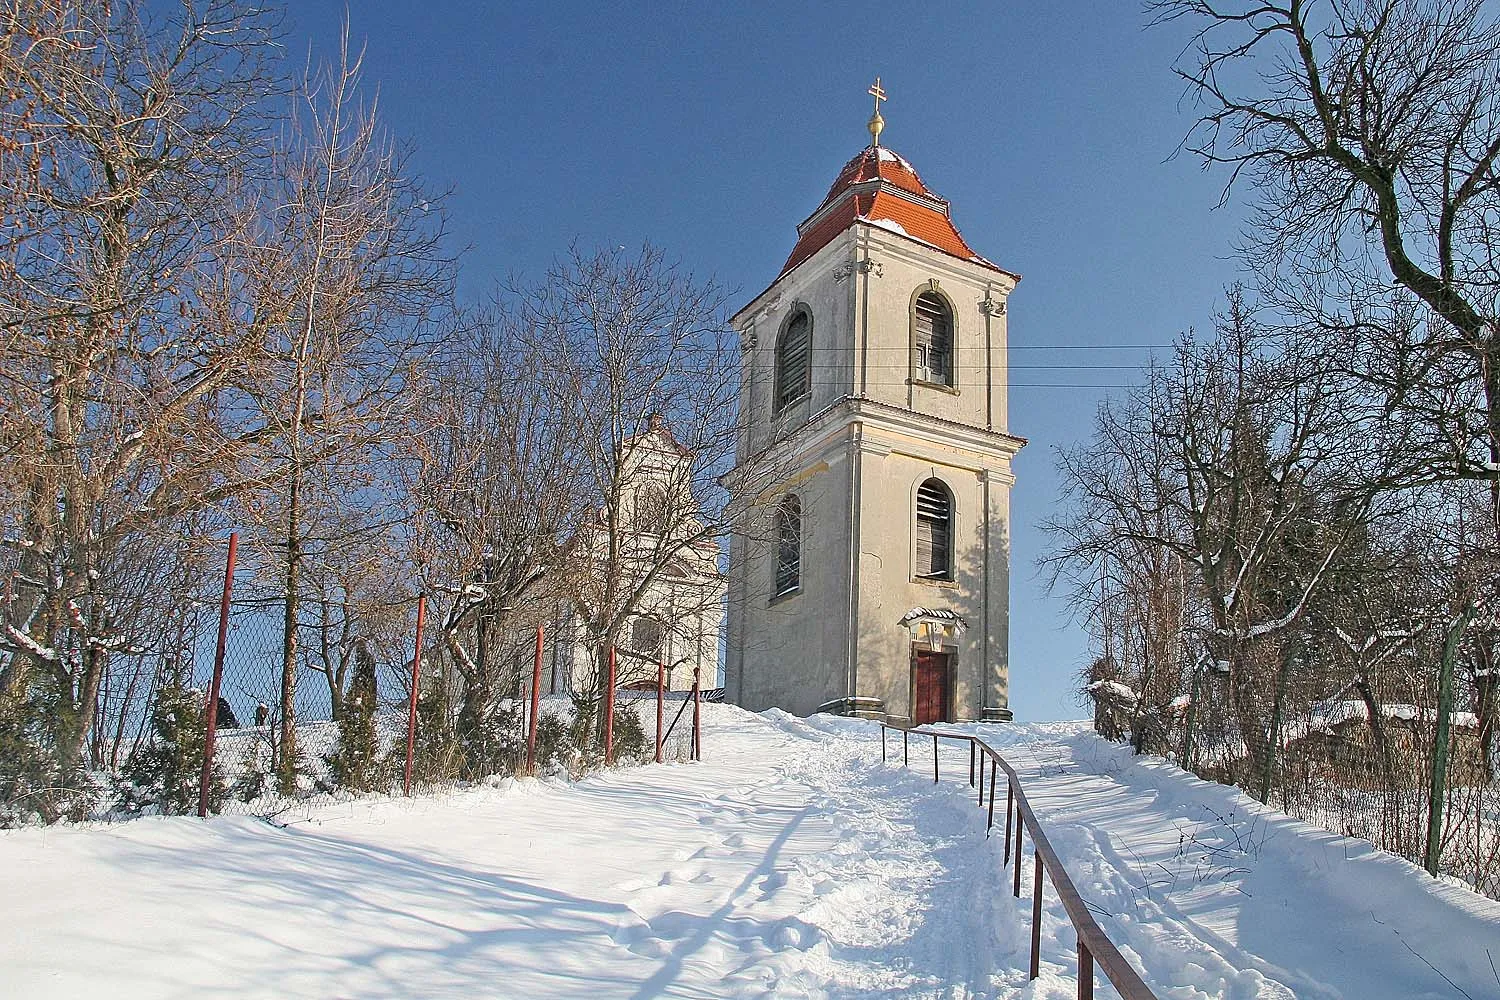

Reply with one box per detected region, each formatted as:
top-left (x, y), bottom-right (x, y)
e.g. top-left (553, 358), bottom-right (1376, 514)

top-left (286, 3), bottom-right (1247, 721)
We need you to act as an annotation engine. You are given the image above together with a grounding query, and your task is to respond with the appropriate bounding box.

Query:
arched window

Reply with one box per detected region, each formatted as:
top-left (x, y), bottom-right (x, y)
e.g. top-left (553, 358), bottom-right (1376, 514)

top-left (913, 291), bottom-right (953, 386)
top-left (630, 616), bottom-right (662, 657)
top-left (634, 486), bottom-right (669, 534)
top-left (774, 494), bottom-right (801, 595)
top-left (915, 479), bottom-right (952, 580)
top-left (774, 310), bottom-right (812, 410)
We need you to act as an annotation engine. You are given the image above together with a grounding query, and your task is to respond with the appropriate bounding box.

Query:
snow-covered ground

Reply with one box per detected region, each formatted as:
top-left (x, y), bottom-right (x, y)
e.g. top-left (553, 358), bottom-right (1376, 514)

top-left (3, 706), bottom-right (1497, 998)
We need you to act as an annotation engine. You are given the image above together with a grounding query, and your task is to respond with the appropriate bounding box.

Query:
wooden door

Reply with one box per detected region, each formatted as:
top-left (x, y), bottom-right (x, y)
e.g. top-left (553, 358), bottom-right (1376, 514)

top-left (913, 651), bottom-right (950, 725)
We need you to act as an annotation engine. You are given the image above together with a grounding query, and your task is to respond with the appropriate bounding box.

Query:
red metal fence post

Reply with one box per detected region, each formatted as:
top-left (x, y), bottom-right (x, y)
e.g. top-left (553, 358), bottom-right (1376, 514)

top-left (654, 660), bottom-right (665, 763)
top-left (691, 667), bottom-right (702, 762)
top-left (198, 532), bottom-right (237, 819)
top-left (526, 625), bottom-right (544, 775)
top-left (603, 644), bottom-right (616, 764)
top-left (403, 595), bottom-right (426, 797)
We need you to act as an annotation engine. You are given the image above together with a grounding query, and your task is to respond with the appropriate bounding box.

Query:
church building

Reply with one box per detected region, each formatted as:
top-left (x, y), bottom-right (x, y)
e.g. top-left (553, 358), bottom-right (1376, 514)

top-left (724, 84), bottom-right (1024, 725)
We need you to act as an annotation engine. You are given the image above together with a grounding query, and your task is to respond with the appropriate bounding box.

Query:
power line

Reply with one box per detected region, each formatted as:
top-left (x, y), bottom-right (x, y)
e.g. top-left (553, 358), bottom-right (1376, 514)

top-left (776, 363), bottom-right (1142, 370)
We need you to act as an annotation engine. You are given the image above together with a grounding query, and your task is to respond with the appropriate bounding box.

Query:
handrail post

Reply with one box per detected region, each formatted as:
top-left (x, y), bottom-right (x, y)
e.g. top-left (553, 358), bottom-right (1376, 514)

top-left (604, 645), bottom-right (617, 764)
top-left (1003, 781), bottom-right (1013, 861)
top-left (1030, 855), bottom-right (1044, 980)
top-left (654, 660), bottom-right (665, 764)
top-left (987, 760), bottom-right (997, 831)
top-left (1078, 940), bottom-right (1094, 1000)
top-left (1013, 808), bottom-right (1024, 897)
top-left (903, 729), bottom-right (909, 767)
top-left (932, 733), bottom-right (939, 783)
top-left (969, 742), bottom-right (975, 787)
top-left (976, 747), bottom-right (984, 806)
top-left (526, 625), bottom-right (544, 775)
top-left (881, 725), bottom-right (887, 763)
top-left (692, 667), bottom-right (702, 762)
top-left (403, 595), bottom-right (426, 798)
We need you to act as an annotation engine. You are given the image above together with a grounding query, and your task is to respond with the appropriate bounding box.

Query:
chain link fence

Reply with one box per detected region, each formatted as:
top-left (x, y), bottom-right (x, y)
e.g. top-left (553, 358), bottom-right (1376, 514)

top-left (3, 534), bottom-right (712, 827)
top-left (1090, 672), bottom-right (1500, 898)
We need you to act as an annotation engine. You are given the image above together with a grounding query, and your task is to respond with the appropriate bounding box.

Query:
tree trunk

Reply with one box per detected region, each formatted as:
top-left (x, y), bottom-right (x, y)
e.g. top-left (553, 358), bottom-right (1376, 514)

top-left (1259, 644), bottom-right (1295, 806)
top-left (278, 467), bottom-right (302, 796)
top-left (1354, 677), bottom-right (1399, 847)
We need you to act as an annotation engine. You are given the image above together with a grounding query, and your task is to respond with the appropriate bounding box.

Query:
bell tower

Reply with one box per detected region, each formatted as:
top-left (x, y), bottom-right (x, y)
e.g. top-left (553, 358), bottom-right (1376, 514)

top-left (724, 86), bottom-right (1025, 724)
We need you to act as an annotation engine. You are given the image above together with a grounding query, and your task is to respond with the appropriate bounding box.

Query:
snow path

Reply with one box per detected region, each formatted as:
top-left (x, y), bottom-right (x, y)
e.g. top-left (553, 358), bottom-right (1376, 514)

top-left (2, 707), bottom-right (1027, 999)
top-left (935, 720), bottom-right (1500, 1000)
top-left (2, 708), bottom-right (1498, 999)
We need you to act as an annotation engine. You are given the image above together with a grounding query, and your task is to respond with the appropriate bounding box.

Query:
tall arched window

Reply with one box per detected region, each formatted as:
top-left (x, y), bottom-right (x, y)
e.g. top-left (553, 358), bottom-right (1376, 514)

top-left (774, 493), bottom-right (801, 595)
top-left (915, 479), bottom-right (952, 580)
top-left (630, 616), bottom-right (662, 657)
top-left (774, 310), bottom-right (812, 410)
top-left (913, 291), bottom-right (953, 386)
top-left (634, 486), bottom-right (668, 535)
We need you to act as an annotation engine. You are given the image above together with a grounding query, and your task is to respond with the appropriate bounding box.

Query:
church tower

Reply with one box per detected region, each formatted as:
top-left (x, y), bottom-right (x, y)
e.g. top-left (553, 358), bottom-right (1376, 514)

top-left (724, 84), bottom-right (1024, 724)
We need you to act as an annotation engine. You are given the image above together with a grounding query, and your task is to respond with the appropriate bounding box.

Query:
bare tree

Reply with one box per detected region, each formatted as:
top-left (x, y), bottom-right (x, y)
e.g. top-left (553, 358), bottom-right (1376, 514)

top-left (240, 24), bottom-right (453, 792)
top-left (405, 305), bottom-right (582, 760)
top-left (1046, 295), bottom-right (1391, 776)
top-left (1154, 0), bottom-right (1500, 498)
top-left (0, 1), bottom-right (281, 775)
top-left (513, 246), bottom-right (736, 715)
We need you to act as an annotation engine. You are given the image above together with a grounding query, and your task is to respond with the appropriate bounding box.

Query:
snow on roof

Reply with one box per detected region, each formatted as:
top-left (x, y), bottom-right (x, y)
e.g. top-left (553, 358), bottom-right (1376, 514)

top-left (1280, 701), bottom-right (1481, 745)
top-left (1085, 679), bottom-right (1139, 705)
top-left (897, 607), bottom-right (967, 626)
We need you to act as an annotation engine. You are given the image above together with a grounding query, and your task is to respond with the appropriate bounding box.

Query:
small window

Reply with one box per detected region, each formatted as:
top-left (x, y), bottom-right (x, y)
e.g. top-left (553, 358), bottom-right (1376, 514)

top-left (913, 292), bottom-right (953, 386)
top-left (774, 311), bottom-right (812, 410)
top-left (630, 617), bottom-right (662, 657)
top-left (915, 479), bottom-right (952, 580)
top-left (774, 494), bottom-right (801, 596)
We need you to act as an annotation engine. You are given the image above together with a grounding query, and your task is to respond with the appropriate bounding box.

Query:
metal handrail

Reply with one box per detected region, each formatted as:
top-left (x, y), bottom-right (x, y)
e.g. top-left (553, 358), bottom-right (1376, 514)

top-left (879, 723), bottom-right (1160, 1000)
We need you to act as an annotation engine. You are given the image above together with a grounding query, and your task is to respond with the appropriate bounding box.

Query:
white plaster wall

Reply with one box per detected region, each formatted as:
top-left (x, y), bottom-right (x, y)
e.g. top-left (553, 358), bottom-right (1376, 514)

top-left (726, 222), bottom-right (1020, 722)
top-left (728, 440), bottom-right (854, 716)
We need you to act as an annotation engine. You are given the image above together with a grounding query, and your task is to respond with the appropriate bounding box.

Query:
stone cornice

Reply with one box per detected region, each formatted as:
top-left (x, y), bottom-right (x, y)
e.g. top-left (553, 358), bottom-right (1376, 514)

top-left (726, 394), bottom-right (1025, 490)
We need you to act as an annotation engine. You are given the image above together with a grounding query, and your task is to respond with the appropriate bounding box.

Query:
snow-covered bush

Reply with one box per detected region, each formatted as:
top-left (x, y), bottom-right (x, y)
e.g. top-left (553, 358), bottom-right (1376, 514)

top-left (611, 704), bottom-right (649, 764)
top-left (114, 683), bottom-right (225, 816)
top-left (325, 649), bottom-right (387, 792)
top-left (0, 678), bottom-right (98, 827)
top-left (532, 710), bottom-right (573, 773)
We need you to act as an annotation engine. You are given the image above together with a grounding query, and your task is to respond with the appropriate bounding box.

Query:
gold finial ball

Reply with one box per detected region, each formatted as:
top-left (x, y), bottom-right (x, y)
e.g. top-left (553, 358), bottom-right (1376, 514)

top-left (867, 77), bottom-right (888, 148)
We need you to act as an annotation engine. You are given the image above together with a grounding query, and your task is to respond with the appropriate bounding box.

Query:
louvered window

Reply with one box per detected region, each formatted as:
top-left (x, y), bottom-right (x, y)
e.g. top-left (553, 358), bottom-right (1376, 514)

top-left (915, 479), bottom-right (952, 580)
top-left (774, 494), bottom-right (801, 596)
top-left (774, 312), bottom-right (812, 410)
top-left (913, 292), bottom-right (953, 386)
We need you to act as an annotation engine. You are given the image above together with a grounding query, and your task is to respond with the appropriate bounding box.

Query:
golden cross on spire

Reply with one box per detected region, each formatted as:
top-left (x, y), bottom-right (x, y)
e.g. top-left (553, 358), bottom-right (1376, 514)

top-left (867, 76), bottom-right (887, 147)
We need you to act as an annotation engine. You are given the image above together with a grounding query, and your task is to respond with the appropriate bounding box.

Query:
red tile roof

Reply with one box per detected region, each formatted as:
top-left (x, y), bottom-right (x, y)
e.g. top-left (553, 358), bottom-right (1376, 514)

top-left (780, 146), bottom-right (1016, 280)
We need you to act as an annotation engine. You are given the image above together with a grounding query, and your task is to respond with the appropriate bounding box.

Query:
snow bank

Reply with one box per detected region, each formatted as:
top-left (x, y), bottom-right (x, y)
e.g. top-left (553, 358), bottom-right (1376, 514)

top-left (3, 706), bottom-right (1497, 998)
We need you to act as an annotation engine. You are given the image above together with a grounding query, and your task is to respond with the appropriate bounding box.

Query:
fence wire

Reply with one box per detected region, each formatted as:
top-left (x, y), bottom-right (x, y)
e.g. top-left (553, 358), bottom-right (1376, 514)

top-left (3, 537), bottom-right (711, 827)
top-left (1091, 676), bottom-right (1500, 899)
